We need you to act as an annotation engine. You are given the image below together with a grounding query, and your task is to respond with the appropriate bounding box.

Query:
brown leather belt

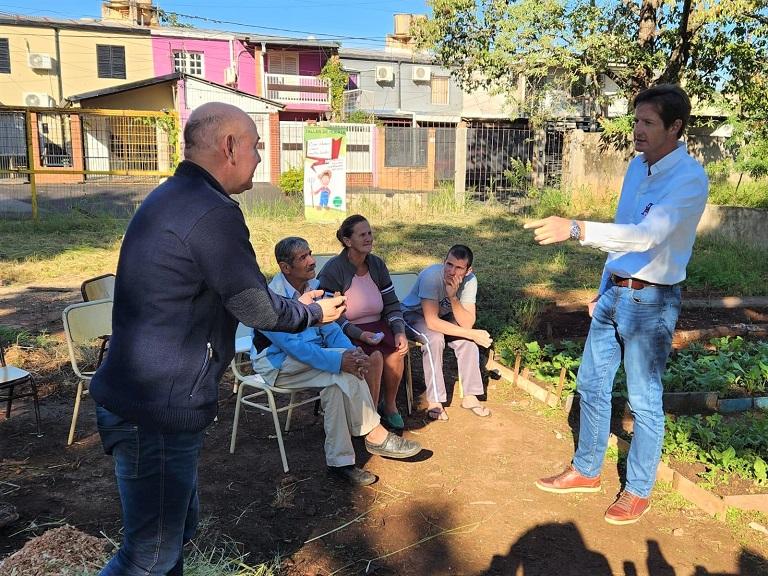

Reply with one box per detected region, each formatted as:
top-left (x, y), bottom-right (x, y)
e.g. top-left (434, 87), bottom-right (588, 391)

top-left (610, 274), bottom-right (668, 290)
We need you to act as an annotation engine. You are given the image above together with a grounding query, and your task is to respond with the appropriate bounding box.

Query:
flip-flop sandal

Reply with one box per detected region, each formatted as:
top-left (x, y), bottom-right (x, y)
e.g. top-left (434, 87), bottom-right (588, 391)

top-left (427, 407), bottom-right (449, 421)
top-left (463, 404), bottom-right (491, 417)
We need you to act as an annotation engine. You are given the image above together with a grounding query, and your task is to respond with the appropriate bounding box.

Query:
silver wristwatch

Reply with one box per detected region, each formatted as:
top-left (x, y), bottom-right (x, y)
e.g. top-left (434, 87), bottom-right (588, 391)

top-left (569, 219), bottom-right (581, 241)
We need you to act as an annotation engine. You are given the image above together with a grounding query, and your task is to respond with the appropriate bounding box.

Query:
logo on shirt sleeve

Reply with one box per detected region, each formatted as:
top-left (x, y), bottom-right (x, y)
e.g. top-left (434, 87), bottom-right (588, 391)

top-left (641, 202), bottom-right (654, 217)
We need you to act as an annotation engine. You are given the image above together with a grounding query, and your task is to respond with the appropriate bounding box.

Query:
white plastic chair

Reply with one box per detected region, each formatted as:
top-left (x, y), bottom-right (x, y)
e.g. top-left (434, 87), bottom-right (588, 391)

top-left (80, 273), bottom-right (116, 302)
top-left (62, 299), bottom-right (113, 445)
top-left (229, 323), bottom-right (321, 473)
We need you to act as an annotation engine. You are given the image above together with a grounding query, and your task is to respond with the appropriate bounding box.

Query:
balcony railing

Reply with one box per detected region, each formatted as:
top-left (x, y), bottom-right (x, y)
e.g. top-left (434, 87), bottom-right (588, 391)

top-left (265, 73), bottom-right (330, 105)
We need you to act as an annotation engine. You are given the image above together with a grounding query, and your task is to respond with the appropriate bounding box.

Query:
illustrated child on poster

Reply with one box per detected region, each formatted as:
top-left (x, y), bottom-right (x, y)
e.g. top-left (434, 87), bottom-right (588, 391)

top-left (313, 167), bottom-right (333, 209)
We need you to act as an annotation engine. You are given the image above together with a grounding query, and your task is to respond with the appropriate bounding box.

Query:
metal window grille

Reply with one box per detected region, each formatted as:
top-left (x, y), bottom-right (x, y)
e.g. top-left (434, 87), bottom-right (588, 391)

top-left (385, 126), bottom-right (427, 167)
top-left (430, 76), bottom-right (449, 106)
top-left (37, 113), bottom-right (72, 168)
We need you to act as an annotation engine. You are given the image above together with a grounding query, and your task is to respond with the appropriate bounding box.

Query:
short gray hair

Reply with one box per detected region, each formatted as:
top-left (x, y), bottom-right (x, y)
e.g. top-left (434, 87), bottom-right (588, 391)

top-left (274, 237), bottom-right (309, 265)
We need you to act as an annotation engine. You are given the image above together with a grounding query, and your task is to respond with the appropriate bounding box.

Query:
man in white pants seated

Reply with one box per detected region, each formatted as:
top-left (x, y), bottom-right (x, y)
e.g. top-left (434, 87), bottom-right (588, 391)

top-left (251, 237), bottom-right (422, 486)
top-left (400, 244), bottom-right (494, 422)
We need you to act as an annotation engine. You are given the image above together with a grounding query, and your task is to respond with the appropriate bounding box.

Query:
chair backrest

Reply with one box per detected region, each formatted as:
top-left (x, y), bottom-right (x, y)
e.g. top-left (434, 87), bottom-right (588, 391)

top-left (313, 253), bottom-right (335, 275)
top-left (390, 272), bottom-right (419, 301)
top-left (62, 299), bottom-right (113, 379)
top-left (81, 273), bottom-right (116, 302)
top-left (234, 322), bottom-right (252, 355)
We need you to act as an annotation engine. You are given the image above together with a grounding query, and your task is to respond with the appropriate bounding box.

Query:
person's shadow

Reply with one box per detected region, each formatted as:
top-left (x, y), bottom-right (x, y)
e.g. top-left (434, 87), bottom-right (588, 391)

top-left (480, 521), bottom-right (612, 575)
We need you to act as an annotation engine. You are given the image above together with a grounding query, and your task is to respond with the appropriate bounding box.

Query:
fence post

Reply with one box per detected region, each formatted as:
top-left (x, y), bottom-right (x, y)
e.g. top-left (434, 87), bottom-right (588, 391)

top-left (454, 124), bottom-right (467, 205)
top-left (24, 111), bottom-right (38, 221)
top-left (532, 128), bottom-right (546, 189)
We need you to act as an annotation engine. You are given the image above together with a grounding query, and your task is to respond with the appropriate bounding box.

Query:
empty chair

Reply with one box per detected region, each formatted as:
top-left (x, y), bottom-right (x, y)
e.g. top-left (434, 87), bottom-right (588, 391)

top-left (80, 273), bottom-right (116, 302)
top-left (0, 343), bottom-right (41, 436)
top-left (62, 299), bottom-right (113, 445)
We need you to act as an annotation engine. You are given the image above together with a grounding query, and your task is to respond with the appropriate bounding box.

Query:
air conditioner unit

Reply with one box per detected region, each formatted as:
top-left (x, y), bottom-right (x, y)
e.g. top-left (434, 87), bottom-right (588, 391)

top-left (412, 65), bottom-right (431, 82)
top-left (224, 66), bottom-right (237, 85)
top-left (28, 53), bottom-right (53, 70)
top-left (23, 92), bottom-right (52, 107)
top-left (375, 65), bottom-right (394, 83)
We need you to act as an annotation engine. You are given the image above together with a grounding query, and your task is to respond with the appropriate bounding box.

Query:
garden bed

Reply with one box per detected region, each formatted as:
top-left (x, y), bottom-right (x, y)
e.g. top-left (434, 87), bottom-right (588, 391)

top-left (488, 358), bottom-right (768, 519)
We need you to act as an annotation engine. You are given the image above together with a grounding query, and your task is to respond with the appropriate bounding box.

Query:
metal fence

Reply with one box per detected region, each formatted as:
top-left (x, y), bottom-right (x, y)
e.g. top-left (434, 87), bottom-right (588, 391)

top-left (0, 107), bottom-right (176, 219)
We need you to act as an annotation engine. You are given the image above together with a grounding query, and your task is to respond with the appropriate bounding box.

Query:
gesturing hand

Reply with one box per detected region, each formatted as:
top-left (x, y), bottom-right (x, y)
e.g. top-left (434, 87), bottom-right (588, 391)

top-left (523, 216), bottom-right (573, 245)
top-left (315, 295), bottom-right (346, 323)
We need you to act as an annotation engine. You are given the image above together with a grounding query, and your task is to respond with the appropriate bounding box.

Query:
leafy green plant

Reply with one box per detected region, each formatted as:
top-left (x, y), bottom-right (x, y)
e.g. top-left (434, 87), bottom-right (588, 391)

top-left (663, 412), bottom-right (768, 487)
top-left (278, 166), bottom-right (304, 198)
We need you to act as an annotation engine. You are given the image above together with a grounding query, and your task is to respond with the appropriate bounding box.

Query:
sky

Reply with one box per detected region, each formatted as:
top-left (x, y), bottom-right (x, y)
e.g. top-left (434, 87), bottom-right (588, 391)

top-left (0, 0), bottom-right (432, 48)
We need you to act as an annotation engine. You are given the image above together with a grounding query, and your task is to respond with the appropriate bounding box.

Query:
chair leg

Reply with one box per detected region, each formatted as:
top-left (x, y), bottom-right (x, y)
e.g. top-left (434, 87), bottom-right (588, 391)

top-left (5, 384), bottom-right (13, 418)
top-left (285, 392), bottom-right (297, 432)
top-left (405, 352), bottom-right (414, 415)
top-left (265, 390), bottom-right (289, 473)
top-left (457, 377), bottom-right (464, 399)
top-left (67, 381), bottom-right (84, 446)
top-left (229, 381), bottom-right (247, 453)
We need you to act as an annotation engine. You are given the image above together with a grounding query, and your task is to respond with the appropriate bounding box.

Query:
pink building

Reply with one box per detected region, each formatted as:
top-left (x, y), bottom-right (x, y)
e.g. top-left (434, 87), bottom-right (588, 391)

top-left (151, 28), bottom-right (257, 95)
top-left (151, 28), bottom-right (339, 121)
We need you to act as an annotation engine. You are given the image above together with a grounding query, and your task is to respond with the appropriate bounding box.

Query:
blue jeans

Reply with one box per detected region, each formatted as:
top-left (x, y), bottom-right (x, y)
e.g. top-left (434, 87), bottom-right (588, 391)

top-left (572, 282), bottom-right (681, 498)
top-left (96, 406), bottom-right (205, 575)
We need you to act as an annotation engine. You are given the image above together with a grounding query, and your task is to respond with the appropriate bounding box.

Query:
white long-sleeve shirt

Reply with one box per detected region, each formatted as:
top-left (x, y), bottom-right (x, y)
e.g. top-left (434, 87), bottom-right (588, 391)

top-left (581, 142), bottom-right (709, 294)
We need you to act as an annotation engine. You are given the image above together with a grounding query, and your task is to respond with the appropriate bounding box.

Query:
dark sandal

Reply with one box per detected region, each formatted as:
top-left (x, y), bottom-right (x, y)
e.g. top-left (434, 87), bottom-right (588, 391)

top-left (427, 407), bottom-right (449, 421)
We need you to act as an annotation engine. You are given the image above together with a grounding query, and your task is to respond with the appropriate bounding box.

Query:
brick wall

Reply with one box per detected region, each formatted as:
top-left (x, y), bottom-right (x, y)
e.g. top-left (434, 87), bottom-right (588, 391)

top-left (346, 172), bottom-right (372, 187)
top-left (30, 112), bottom-right (84, 184)
top-left (269, 112), bottom-right (281, 185)
top-left (374, 127), bottom-right (436, 191)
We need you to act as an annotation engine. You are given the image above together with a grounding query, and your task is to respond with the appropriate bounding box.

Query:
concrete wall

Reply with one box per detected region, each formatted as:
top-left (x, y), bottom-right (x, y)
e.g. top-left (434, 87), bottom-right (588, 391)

top-left (0, 23), bottom-right (153, 106)
top-left (697, 204), bottom-right (768, 249)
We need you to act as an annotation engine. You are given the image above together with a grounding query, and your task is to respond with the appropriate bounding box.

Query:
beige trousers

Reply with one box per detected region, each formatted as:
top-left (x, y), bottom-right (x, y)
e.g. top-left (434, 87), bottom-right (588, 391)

top-left (272, 352), bottom-right (381, 467)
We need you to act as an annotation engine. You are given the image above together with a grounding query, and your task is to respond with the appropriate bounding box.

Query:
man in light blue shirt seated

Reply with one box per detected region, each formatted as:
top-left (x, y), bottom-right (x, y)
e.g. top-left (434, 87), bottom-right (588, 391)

top-left (251, 237), bottom-right (422, 486)
top-left (525, 84), bottom-right (708, 525)
top-left (401, 244), bottom-right (494, 422)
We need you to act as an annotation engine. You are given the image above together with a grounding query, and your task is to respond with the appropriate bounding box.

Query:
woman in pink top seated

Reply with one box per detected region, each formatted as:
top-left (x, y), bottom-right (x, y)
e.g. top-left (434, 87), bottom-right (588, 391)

top-left (317, 215), bottom-right (409, 429)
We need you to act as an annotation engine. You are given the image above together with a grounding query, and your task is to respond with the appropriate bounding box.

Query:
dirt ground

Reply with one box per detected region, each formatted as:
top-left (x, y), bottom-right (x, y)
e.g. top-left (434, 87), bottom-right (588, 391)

top-left (2, 284), bottom-right (768, 575)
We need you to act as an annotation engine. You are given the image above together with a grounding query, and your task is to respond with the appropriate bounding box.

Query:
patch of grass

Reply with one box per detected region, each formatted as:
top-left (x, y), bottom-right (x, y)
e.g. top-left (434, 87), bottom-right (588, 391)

top-left (652, 481), bottom-right (695, 514)
top-left (708, 180), bottom-right (768, 210)
top-left (687, 235), bottom-right (768, 295)
top-left (725, 508), bottom-right (768, 550)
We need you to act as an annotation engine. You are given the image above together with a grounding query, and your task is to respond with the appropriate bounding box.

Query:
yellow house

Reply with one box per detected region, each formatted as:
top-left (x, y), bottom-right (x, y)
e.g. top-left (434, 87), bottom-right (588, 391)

top-left (0, 13), bottom-right (154, 107)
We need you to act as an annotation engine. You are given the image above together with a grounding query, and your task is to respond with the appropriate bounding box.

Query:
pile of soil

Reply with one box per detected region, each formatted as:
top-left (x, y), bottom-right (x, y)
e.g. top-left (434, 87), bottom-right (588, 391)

top-left (0, 524), bottom-right (110, 575)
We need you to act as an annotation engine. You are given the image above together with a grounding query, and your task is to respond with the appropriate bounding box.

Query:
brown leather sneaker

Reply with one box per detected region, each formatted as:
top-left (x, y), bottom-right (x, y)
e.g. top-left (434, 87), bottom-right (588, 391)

top-left (604, 491), bottom-right (650, 525)
top-left (535, 465), bottom-right (601, 494)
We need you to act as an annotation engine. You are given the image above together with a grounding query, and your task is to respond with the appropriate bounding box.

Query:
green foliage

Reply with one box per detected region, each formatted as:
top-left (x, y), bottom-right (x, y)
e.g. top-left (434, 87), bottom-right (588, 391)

top-left (662, 337), bottom-right (768, 397)
top-left (319, 56), bottom-right (349, 122)
top-left (278, 166), bottom-right (304, 198)
top-left (415, 0), bottom-right (768, 124)
top-left (663, 412), bottom-right (768, 487)
top-left (345, 110), bottom-right (377, 124)
top-left (157, 9), bottom-right (194, 28)
top-left (687, 235), bottom-right (768, 295)
top-left (138, 112), bottom-right (181, 168)
top-left (503, 158), bottom-right (532, 191)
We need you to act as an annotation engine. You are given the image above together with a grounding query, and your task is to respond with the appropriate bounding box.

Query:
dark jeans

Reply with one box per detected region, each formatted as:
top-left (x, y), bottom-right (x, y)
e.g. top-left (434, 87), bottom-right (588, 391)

top-left (96, 406), bottom-right (204, 575)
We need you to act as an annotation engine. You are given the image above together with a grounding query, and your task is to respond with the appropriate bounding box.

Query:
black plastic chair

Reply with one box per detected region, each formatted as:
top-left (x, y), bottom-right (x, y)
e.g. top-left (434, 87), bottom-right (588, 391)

top-left (0, 343), bottom-right (42, 436)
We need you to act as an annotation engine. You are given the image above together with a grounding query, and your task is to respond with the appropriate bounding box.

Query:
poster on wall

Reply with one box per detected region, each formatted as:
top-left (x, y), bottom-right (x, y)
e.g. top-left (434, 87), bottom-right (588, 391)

top-left (303, 125), bottom-right (347, 222)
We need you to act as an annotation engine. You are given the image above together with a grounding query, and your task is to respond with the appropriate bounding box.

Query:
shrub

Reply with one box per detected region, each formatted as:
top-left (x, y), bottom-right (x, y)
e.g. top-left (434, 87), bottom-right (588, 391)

top-left (278, 167), bottom-right (304, 198)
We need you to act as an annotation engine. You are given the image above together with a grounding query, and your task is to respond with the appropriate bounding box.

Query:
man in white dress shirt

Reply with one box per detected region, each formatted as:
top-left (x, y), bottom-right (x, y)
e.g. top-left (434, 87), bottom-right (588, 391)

top-left (524, 84), bottom-right (708, 525)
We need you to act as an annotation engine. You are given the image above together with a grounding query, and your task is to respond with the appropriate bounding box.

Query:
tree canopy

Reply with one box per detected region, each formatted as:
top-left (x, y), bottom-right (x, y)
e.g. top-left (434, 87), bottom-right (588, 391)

top-left (414, 0), bottom-right (768, 122)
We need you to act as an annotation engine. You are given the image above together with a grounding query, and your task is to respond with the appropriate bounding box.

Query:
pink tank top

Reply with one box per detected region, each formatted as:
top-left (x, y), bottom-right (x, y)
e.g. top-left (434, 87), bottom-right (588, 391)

top-left (344, 272), bottom-right (384, 324)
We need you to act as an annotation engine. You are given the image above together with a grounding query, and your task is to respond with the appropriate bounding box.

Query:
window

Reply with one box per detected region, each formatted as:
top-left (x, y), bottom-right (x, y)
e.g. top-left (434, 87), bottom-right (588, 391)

top-left (385, 126), bottom-right (427, 167)
top-left (430, 76), bottom-right (449, 106)
top-left (0, 39), bottom-right (9, 74)
top-left (172, 51), bottom-right (204, 76)
top-left (97, 45), bottom-right (126, 79)
top-left (268, 51), bottom-right (299, 75)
